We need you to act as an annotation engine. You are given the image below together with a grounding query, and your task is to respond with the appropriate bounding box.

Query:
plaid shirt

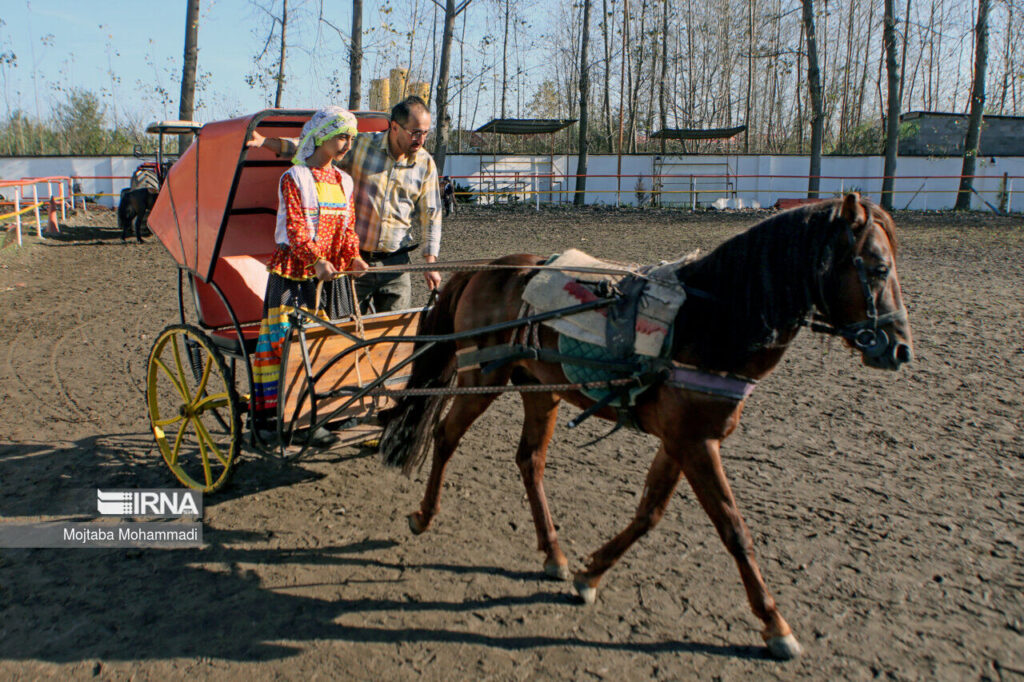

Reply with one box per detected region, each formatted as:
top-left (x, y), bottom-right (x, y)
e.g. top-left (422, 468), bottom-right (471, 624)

top-left (282, 132), bottom-right (442, 257)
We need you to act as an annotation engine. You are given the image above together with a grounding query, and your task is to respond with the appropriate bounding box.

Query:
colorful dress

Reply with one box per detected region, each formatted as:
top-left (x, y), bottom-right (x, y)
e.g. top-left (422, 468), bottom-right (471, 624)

top-left (252, 164), bottom-right (359, 420)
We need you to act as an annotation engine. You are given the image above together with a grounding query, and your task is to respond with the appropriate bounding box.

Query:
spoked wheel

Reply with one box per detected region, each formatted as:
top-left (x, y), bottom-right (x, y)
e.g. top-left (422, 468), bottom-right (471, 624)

top-left (146, 324), bottom-right (241, 492)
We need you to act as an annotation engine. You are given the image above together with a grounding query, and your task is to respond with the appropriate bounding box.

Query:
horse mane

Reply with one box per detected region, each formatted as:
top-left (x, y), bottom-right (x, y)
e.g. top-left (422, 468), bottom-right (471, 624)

top-left (673, 198), bottom-right (890, 371)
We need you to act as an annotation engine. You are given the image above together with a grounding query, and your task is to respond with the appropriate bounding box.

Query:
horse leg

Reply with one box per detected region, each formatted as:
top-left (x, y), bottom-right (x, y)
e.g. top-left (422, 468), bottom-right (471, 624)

top-left (573, 446), bottom-right (683, 602)
top-left (516, 391), bottom-right (568, 580)
top-left (678, 438), bottom-right (802, 660)
top-left (408, 391), bottom-right (499, 535)
top-left (134, 204), bottom-right (145, 243)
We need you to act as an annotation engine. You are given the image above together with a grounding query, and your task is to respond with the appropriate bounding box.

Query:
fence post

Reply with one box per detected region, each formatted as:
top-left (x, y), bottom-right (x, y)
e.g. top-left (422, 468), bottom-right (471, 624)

top-left (32, 185), bottom-right (41, 236)
top-left (59, 183), bottom-right (66, 221)
top-left (1008, 177), bottom-right (1014, 213)
top-left (690, 175), bottom-right (696, 210)
top-left (14, 186), bottom-right (22, 246)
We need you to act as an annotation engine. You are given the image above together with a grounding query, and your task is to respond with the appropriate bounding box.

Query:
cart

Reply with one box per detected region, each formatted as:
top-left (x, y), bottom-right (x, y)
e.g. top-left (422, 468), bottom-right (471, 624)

top-left (145, 108), bottom-right (424, 493)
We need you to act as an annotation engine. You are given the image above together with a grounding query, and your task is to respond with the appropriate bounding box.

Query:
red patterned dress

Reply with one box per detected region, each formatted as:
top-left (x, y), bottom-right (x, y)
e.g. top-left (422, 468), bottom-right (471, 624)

top-left (253, 165), bottom-right (359, 420)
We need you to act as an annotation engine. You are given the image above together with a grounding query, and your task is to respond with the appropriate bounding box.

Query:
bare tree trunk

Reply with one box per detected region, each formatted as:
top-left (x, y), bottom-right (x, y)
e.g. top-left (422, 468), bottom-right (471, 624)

top-left (349, 0), bottom-right (363, 110)
top-left (744, 0), bottom-right (753, 153)
top-left (802, 0), bottom-right (824, 198)
top-left (602, 0), bottom-right (613, 152)
top-left (898, 0), bottom-right (911, 108)
top-left (855, 0), bottom-right (875, 134)
top-left (796, 21), bottom-right (804, 152)
top-left (274, 0), bottom-right (288, 108)
top-left (882, 0), bottom-right (901, 211)
top-left (575, 0), bottom-right (592, 206)
top-left (432, 0), bottom-right (472, 175)
top-left (659, 0), bottom-right (668, 153)
top-left (178, 0), bottom-right (200, 154)
top-left (956, 0), bottom-right (990, 210)
top-left (501, 0), bottom-right (510, 119)
top-left (838, 0), bottom-right (855, 151)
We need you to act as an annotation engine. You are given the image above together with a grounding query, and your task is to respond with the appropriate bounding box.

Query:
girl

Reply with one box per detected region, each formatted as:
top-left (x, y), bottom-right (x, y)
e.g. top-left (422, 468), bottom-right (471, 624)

top-left (252, 107), bottom-right (368, 442)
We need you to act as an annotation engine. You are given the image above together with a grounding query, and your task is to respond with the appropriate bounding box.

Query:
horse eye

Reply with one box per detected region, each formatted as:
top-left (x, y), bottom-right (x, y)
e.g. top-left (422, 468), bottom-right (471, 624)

top-left (872, 265), bottom-right (890, 279)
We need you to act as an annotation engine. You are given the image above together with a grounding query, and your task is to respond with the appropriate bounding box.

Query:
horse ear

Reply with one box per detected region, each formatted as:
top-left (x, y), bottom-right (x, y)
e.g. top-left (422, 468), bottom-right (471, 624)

top-left (838, 192), bottom-right (865, 225)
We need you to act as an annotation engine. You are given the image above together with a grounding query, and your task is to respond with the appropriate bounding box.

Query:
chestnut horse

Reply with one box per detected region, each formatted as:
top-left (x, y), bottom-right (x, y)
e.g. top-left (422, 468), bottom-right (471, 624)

top-left (379, 194), bottom-right (912, 659)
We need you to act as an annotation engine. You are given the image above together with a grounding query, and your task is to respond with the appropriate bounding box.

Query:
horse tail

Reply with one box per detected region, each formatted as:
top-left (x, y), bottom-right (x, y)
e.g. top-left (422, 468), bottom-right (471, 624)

top-left (379, 270), bottom-right (473, 474)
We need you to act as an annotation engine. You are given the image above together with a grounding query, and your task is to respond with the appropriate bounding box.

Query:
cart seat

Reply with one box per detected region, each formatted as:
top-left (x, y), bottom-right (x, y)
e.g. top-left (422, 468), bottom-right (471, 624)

top-left (193, 253), bottom-right (273, 354)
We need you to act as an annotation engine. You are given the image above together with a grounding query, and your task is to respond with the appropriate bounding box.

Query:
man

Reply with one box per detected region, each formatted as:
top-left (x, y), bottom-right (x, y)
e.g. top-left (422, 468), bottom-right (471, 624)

top-left (248, 96), bottom-right (443, 312)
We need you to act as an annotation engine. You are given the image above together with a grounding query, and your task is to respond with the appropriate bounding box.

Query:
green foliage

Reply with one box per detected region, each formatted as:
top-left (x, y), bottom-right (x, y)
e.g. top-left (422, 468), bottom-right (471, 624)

top-left (0, 88), bottom-right (144, 155)
top-left (831, 120), bottom-right (884, 155)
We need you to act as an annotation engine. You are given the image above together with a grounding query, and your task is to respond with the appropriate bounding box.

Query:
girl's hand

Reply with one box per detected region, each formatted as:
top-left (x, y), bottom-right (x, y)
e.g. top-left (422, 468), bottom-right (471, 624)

top-left (314, 259), bottom-right (337, 281)
top-left (348, 257), bottom-right (370, 278)
top-left (246, 131), bottom-right (266, 149)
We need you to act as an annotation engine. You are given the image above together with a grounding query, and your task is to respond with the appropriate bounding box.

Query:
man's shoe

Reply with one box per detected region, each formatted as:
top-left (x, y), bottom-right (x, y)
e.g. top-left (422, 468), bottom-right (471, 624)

top-left (256, 428), bottom-right (279, 445)
top-left (309, 426), bottom-right (339, 448)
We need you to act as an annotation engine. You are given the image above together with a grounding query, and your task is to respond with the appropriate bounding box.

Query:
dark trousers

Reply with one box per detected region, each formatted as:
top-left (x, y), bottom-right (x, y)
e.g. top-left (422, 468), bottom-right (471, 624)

top-left (355, 250), bottom-right (413, 313)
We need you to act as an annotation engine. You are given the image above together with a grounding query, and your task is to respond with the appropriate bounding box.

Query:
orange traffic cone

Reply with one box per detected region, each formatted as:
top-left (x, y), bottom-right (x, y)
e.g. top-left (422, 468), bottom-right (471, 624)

top-left (45, 197), bottom-right (60, 235)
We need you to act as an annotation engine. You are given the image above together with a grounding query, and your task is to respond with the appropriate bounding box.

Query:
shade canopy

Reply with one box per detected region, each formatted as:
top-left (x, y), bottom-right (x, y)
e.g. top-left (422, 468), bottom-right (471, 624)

top-left (474, 118), bottom-right (577, 135)
top-left (145, 120), bottom-right (204, 135)
top-left (649, 125), bottom-right (747, 141)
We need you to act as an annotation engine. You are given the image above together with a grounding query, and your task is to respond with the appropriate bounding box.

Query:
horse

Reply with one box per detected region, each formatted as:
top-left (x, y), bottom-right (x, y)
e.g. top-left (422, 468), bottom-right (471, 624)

top-left (378, 193), bottom-right (913, 659)
top-left (118, 187), bottom-right (158, 242)
top-left (440, 175), bottom-right (456, 216)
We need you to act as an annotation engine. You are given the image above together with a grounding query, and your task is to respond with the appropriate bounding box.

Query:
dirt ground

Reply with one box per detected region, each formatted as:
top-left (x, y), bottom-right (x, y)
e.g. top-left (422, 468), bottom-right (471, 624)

top-left (0, 204), bottom-right (1022, 681)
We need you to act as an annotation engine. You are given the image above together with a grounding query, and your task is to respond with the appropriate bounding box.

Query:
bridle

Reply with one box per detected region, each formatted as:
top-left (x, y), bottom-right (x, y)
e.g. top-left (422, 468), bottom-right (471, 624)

top-left (804, 211), bottom-right (908, 359)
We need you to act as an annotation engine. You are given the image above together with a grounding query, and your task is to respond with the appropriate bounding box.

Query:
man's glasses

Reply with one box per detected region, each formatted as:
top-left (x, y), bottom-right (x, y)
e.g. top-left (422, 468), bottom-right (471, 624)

top-left (400, 125), bottom-right (430, 140)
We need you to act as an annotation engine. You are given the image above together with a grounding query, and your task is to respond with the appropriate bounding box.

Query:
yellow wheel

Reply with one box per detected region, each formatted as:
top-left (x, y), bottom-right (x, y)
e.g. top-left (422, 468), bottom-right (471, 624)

top-left (146, 324), bottom-right (241, 492)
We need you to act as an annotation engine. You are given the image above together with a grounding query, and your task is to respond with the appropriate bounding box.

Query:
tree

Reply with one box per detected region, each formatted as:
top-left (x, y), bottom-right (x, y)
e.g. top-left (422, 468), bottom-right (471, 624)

top-left (881, 0), bottom-right (901, 210)
top-left (801, 0), bottom-right (824, 198)
top-left (55, 89), bottom-right (107, 154)
top-left (246, 0), bottom-right (290, 108)
top-left (659, 0), bottom-right (668, 154)
top-left (178, 0), bottom-right (200, 154)
top-left (431, 0), bottom-right (474, 175)
top-left (956, 0), bottom-right (990, 210)
top-left (574, 0), bottom-right (592, 207)
top-left (349, 0), bottom-right (363, 109)
top-left (275, 0), bottom-right (289, 107)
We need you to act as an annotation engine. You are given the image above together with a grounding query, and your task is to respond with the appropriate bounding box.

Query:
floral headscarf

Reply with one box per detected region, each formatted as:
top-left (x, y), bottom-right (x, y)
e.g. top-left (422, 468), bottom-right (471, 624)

top-left (293, 106), bottom-right (358, 166)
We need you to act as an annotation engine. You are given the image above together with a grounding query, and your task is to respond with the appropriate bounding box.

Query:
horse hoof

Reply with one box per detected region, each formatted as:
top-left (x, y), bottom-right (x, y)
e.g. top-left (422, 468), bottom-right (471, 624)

top-left (765, 633), bottom-right (803, 660)
top-left (573, 579), bottom-right (597, 605)
top-left (407, 513), bottom-right (428, 535)
top-left (544, 562), bottom-right (570, 581)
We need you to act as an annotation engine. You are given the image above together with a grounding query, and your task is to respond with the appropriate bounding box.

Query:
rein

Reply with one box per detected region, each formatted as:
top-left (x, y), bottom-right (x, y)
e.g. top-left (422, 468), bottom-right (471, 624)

top-left (803, 216), bottom-right (907, 359)
top-left (333, 257), bottom-right (699, 290)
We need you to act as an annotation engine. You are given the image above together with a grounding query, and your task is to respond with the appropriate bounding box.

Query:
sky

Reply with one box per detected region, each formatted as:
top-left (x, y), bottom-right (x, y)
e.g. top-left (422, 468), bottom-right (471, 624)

top-left (0, 0), bottom-right (505, 128)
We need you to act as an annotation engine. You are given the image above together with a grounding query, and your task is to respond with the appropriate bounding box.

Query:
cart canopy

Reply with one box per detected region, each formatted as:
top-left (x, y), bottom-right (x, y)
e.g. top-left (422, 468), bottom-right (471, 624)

top-left (148, 109), bottom-right (389, 283)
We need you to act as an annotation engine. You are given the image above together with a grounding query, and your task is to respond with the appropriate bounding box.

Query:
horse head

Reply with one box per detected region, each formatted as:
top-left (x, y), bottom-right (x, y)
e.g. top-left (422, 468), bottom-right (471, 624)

top-left (817, 193), bottom-right (913, 371)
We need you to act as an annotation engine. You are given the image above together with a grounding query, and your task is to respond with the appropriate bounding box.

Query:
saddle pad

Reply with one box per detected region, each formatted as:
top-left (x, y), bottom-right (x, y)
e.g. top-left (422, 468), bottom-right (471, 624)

top-left (522, 248), bottom-right (687, 357)
top-left (557, 335), bottom-right (652, 407)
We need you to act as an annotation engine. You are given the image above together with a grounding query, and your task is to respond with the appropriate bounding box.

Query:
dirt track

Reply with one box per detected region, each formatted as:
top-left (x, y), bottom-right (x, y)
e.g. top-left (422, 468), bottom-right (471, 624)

top-left (1, 205), bottom-right (1022, 680)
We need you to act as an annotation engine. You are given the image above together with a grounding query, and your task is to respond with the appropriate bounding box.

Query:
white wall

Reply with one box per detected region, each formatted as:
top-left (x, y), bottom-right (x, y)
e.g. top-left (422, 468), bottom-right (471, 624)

top-left (446, 154), bottom-right (1024, 212)
top-left (0, 156), bottom-right (140, 207)
top-left (3, 154), bottom-right (1022, 212)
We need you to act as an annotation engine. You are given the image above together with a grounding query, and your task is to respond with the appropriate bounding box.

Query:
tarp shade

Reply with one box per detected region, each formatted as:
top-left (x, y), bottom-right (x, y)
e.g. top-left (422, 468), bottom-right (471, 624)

top-left (475, 119), bottom-right (577, 135)
top-left (649, 125), bottom-right (747, 141)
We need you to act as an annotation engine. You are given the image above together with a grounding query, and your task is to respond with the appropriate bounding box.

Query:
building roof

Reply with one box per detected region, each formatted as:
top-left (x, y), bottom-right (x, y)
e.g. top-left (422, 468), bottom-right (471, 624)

top-left (474, 118), bottom-right (578, 135)
top-left (649, 125), bottom-right (747, 141)
top-left (901, 111), bottom-right (1024, 121)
